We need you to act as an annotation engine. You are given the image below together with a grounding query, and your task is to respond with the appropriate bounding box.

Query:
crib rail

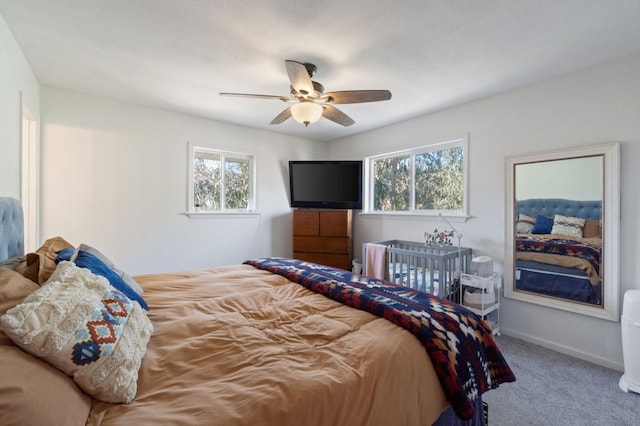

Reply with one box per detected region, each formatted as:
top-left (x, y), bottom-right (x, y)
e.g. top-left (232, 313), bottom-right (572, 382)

top-left (362, 240), bottom-right (472, 300)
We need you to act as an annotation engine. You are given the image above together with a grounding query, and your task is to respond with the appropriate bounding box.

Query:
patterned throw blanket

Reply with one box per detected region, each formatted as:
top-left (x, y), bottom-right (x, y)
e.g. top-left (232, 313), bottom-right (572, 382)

top-left (516, 236), bottom-right (600, 274)
top-left (244, 257), bottom-right (515, 420)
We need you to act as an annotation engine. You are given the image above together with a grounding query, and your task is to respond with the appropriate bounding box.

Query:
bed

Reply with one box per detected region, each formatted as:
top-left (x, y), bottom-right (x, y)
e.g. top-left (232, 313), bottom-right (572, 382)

top-left (0, 197), bottom-right (514, 425)
top-left (515, 198), bottom-right (602, 304)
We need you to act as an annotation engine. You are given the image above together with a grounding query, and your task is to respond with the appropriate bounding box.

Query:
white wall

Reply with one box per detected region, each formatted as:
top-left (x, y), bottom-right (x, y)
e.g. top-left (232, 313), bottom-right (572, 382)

top-left (329, 54), bottom-right (640, 370)
top-left (0, 14), bottom-right (39, 199)
top-left (40, 87), bottom-right (326, 275)
top-left (515, 156), bottom-right (602, 200)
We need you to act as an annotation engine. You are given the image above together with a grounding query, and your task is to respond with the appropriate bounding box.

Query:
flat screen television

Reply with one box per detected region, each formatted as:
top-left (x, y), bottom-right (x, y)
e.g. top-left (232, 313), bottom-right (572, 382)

top-left (289, 160), bottom-right (363, 209)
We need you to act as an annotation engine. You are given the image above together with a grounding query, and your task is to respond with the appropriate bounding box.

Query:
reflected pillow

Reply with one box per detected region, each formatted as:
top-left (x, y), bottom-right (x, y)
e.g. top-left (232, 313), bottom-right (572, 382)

top-left (551, 214), bottom-right (585, 238)
top-left (516, 214), bottom-right (536, 234)
top-left (583, 219), bottom-right (601, 238)
top-left (531, 215), bottom-right (554, 234)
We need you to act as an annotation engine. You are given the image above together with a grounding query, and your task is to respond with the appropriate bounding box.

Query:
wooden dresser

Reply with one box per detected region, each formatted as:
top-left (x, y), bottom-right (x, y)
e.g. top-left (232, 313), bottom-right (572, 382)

top-left (293, 209), bottom-right (352, 270)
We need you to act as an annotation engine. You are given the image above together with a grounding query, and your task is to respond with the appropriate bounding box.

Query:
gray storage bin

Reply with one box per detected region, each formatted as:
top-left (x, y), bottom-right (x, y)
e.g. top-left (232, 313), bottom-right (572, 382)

top-left (352, 258), bottom-right (362, 274)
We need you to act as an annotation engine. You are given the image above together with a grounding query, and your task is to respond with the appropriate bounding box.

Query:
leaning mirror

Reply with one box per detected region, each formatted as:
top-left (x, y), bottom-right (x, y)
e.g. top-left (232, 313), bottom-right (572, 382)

top-left (505, 143), bottom-right (620, 321)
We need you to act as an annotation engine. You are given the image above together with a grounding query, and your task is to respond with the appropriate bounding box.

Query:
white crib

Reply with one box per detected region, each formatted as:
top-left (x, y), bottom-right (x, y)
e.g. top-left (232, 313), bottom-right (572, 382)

top-left (362, 240), bottom-right (472, 300)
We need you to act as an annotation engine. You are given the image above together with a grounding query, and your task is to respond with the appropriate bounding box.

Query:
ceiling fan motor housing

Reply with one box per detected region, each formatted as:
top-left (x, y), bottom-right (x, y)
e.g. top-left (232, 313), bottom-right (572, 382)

top-left (303, 62), bottom-right (317, 78)
top-left (291, 81), bottom-right (324, 98)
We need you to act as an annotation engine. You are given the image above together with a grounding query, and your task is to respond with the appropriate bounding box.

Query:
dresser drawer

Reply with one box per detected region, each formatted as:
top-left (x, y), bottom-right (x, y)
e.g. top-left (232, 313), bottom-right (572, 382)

top-left (293, 210), bottom-right (320, 235)
top-left (293, 236), bottom-right (351, 254)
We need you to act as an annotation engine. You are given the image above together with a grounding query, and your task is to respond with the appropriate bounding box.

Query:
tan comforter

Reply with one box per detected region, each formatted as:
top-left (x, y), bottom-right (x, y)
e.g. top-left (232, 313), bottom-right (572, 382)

top-left (86, 265), bottom-right (449, 426)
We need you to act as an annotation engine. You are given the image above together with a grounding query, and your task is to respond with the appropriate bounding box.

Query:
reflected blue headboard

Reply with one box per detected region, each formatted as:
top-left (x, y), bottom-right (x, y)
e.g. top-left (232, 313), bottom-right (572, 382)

top-left (0, 197), bottom-right (24, 261)
top-left (516, 198), bottom-right (602, 220)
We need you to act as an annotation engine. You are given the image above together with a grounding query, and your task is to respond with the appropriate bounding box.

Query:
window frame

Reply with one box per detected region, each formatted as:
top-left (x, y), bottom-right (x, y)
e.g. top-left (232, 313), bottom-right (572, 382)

top-left (187, 142), bottom-right (257, 216)
top-left (363, 134), bottom-right (469, 218)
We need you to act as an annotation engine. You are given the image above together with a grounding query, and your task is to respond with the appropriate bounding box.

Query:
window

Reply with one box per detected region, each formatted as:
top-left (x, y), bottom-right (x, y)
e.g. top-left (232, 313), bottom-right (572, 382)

top-left (364, 135), bottom-right (468, 216)
top-left (188, 143), bottom-right (256, 213)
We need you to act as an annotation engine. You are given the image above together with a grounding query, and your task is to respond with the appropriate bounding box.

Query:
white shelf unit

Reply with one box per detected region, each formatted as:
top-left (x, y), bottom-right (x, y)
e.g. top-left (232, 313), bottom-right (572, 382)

top-left (460, 273), bottom-right (501, 335)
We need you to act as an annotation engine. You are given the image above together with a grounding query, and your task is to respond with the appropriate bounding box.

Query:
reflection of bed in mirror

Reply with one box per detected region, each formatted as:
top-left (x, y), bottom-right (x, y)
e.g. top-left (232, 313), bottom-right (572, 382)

top-left (514, 198), bottom-right (602, 305)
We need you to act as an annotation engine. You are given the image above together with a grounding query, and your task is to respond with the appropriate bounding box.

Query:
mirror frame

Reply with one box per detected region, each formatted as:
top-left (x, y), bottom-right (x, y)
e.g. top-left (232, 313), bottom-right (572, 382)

top-left (505, 142), bottom-right (620, 321)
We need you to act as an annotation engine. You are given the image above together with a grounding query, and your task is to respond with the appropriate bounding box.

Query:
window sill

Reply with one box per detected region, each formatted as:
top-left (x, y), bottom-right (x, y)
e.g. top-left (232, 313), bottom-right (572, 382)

top-left (184, 211), bottom-right (261, 219)
top-left (358, 212), bottom-right (470, 222)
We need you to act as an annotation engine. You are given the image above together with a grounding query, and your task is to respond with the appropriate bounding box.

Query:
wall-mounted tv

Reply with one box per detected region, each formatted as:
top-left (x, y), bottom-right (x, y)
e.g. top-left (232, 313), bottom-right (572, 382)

top-left (289, 161), bottom-right (363, 210)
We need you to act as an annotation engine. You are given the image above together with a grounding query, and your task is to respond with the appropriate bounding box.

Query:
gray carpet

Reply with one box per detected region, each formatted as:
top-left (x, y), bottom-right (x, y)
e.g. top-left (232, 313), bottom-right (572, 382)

top-left (483, 335), bottom-right (640, 425)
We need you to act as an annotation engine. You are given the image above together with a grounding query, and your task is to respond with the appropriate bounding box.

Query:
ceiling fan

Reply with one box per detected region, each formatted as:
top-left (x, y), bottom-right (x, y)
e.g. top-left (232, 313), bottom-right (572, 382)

top-left (220, 60), bottom-right (392, 127)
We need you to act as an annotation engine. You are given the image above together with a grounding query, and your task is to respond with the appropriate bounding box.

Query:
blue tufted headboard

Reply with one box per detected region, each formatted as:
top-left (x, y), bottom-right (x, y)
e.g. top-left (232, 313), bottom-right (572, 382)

top-left (516, 198), bottom-right (602, 221)
top-left (0, 197), bottom-right (25, 262)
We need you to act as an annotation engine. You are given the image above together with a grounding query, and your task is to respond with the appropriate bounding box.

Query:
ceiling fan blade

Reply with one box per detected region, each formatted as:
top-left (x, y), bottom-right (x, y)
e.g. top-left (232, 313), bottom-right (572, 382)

top-left (322, 105), bottom-right (355, 127)
top-left (321, 90), bottom-right (392, 104)
top-left (219, 92), bottom-right (291, 102)
top-left (285, 60), bottom-right (314, 96)
top-left (270, 107), bottom-right (292, 125)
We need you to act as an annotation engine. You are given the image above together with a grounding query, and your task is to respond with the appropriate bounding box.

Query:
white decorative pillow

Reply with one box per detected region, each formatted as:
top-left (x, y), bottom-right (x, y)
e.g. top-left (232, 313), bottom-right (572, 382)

top-left (516, 214), bottom-right (536, 234)
top-left (551, 214), bottom-right (586, 238)
top-left (0, 261), bottom-right (153, 404)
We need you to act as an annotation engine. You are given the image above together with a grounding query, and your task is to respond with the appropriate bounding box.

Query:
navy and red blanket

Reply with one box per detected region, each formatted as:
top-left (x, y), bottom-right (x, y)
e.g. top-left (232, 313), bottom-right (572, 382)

top-left (516, 235), bottom-right (600, 275)
top-left (244, 257), bottom-right (515, 420)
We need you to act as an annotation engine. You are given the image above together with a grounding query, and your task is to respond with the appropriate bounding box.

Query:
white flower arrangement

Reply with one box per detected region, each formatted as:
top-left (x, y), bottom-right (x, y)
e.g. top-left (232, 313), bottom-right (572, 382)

top-left (424, 228), bottom-right (455, 246)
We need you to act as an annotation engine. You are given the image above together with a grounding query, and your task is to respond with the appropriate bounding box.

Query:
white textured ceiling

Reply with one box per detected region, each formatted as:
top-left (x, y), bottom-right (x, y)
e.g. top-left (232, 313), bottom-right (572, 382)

top-left (2, 0), bottom-right (640, 142)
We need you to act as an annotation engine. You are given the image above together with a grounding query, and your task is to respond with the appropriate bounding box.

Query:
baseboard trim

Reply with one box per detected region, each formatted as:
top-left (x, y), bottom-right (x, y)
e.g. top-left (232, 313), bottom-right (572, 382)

top-left (499, 327), bottom-right (624, 372)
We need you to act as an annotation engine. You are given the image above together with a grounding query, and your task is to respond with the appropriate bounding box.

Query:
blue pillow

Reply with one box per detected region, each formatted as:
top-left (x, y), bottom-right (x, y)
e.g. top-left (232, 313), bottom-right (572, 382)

top-left (531, 215), bottom-right (554, 234)
top-left (56, 248), bottom-right (148, 310)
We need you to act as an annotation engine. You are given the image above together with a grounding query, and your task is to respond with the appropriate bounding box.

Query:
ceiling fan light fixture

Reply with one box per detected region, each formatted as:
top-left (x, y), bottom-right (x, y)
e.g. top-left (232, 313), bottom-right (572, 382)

top-left (291, 101), bottom-right (323, 127)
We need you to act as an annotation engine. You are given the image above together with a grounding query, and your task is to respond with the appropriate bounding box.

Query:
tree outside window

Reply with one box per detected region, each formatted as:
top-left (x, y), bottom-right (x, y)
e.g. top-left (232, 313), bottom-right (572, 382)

top-left (190, 144), bottom-right (255, 213)
top-left (224, 157), bottom-right (250, 209)
top-left (373, 155), bottom-right (410, 211)
top-left (414, 146), bottom-right (463, 210)
top-left (366, 136), bottom-right (467, 216)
